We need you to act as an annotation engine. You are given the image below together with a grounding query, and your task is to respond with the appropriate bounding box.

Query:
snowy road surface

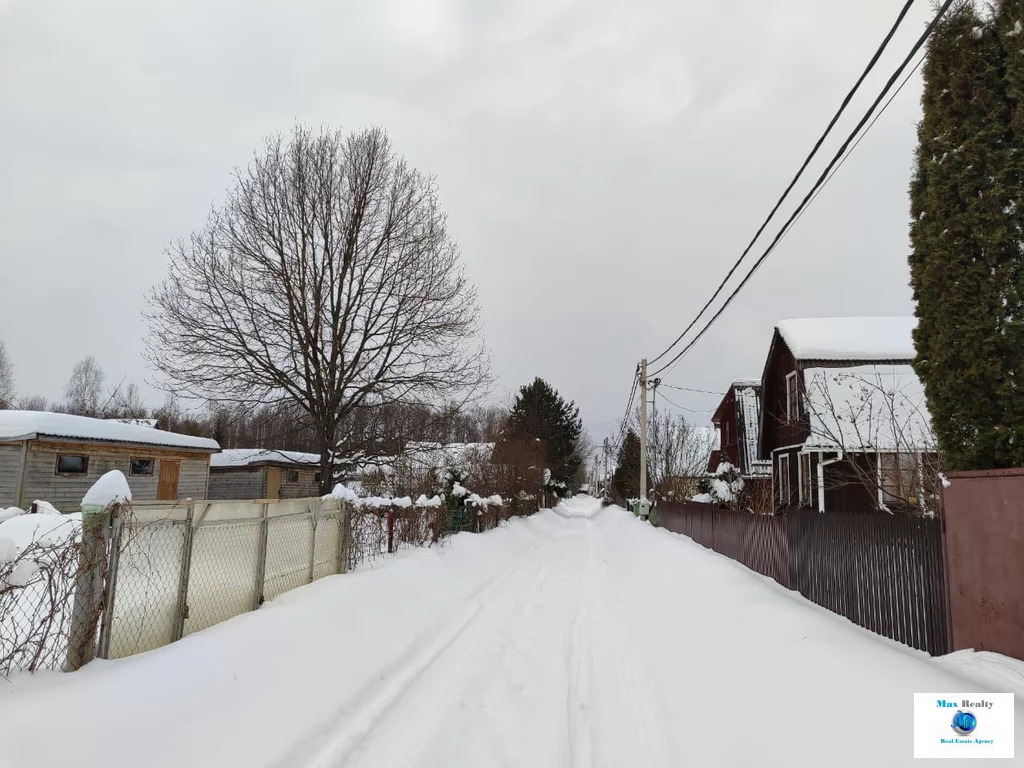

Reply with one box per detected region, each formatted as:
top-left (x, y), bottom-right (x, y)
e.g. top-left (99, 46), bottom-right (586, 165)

top-left (2, 497), bottom-right (1022, 767)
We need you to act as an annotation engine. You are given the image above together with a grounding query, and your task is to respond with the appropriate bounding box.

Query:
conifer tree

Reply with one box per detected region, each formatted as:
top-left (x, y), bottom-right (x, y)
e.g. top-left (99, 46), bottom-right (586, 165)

top-left (493, 378), bottom-right (583, 493)
top-left (612, 429), bottom-right (649, 500)
top-left (909, 2), bottom-right (1024, 469)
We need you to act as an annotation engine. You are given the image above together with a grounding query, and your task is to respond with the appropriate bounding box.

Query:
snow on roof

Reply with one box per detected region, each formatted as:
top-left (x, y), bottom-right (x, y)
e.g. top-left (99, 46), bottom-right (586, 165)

top-left (776, 317), bottom-right (916, 362)
top-left (106, 418), bottom-right (158, 429)
top-left (803, 365), bottom-right (933, 451)
top-left (0, 411), bottom-right (219, 452)
top-left (211, 448), bottom-right (322, 468)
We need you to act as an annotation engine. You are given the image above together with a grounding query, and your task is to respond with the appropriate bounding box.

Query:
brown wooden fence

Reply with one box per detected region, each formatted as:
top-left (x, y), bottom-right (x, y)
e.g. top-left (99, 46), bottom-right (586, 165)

top-left (656, 501), bottom-right (949, 656)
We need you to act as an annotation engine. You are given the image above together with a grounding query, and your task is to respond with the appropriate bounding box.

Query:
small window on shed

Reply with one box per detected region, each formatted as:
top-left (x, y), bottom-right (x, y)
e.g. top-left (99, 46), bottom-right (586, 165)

top-left (286, 470), bottom-right (299, 483)
top-left (314, 471), bottom-right (322, 484)
top-left (131, 458), bottom-right (155, 476)
top-left (56, 455), bottom-right (89, 475)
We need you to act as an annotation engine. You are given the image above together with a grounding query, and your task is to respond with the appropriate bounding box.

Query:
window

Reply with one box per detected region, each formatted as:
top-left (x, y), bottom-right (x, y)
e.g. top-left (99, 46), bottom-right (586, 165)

top-left (785, 371), bottom-right (801, 421)
top-left (56, 454), bottom-right (88, 475)
top-left (314, 471), bottom-right (321, 484)
top-left (799, 453), bottom-right (813, 507)
top-left (286, 470), bottom-right (299, 483)
top-left (879, 452), bottom-right (919, 506)
top-left (776, 453), bottom-right (791, 507)
top-left (130, 458), bottom-right (155, 476)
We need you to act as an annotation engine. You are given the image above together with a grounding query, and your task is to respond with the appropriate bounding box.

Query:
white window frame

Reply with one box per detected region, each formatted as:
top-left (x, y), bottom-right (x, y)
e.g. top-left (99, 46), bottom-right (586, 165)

top-left (777, 453), bottom-right (791, 506)
top-left (798, 452), bottom-right (812, 507)
top-left (785, 371), bottom-right (800, 421)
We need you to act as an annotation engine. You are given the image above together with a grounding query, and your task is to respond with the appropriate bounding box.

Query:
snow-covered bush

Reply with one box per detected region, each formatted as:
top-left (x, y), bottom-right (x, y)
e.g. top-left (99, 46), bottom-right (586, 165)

top-left (709, 463), bottom-right (745, 508)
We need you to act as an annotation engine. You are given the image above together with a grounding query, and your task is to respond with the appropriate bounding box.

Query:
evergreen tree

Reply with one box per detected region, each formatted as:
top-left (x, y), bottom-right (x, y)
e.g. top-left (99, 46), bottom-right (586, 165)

top-left (493, 378), bottom-right (583, 494)
top-left (612, 429), bottom-right (649, 500)
top-left (909, 2), bottom-right (1024, 469)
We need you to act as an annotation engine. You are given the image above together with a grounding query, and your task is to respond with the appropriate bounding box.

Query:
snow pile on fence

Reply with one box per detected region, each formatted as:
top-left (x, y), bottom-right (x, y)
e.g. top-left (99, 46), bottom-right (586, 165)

top-left (81, 470), bottom-right (132, 508)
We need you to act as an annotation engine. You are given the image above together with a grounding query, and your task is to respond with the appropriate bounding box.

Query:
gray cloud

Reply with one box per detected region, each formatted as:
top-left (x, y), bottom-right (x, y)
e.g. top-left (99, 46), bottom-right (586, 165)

top-left (0, 0), bottom-right (933, 440)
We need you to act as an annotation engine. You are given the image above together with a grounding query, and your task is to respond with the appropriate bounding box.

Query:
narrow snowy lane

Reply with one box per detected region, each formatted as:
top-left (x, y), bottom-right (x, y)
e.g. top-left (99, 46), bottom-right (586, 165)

top-left (1, 498), bottom-right (1021, 768)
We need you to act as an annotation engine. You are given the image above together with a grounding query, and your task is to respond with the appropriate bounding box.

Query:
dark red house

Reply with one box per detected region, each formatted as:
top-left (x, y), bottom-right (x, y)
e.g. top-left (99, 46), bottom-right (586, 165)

top-left (757, 317), bottom-right (936, 515)
top-left (707, 381), bottom-right (772, 513)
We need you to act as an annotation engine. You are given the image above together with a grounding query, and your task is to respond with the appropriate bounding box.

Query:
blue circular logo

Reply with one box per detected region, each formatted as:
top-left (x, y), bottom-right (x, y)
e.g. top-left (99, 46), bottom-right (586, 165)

top-left (951, 710), bottom-right (977, 736)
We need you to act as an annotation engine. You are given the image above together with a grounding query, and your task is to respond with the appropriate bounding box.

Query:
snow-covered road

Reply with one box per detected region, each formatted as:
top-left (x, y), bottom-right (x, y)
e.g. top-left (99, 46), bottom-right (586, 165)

top-left (1, 498), bottom-right (1021, 767)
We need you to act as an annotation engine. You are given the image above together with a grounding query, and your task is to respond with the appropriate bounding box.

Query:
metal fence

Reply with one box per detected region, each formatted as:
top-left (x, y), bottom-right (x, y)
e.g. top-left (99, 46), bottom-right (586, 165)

top-left (942, 468), bottom-right (1024, 660)
top-left (2, 492), bottom-right (541, 675)
top-left (101, 497), bottom-right (348, 660)
top-left (656, 501), bottom-right (948, 656)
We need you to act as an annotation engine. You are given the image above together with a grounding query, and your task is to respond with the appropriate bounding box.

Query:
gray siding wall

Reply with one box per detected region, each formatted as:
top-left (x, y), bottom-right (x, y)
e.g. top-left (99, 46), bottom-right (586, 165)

top-left (280, 468), bottom-right (320, 499)
top-left (21, 444), bottom-right (211, 511)
top-left (0, 443), bottom-right (25, 507)
top-left (208, 468), bottom-right (265, 500)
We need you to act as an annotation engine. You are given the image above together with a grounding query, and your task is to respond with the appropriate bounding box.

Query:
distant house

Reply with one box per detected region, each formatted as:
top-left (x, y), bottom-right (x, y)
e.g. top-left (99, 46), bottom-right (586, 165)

top-left (758, 317), bottom-right (936, 514)
top-left (208, 449), bottom-right (323, 500)
top-left (0, 411), bottom-right (220, 510)
top-left (708, 381), bottom-right (772, 512)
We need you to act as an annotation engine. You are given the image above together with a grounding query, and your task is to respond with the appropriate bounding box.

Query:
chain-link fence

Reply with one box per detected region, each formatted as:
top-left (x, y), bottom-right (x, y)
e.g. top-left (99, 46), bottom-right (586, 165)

top-left (2, 490), bottom-right (544, 676)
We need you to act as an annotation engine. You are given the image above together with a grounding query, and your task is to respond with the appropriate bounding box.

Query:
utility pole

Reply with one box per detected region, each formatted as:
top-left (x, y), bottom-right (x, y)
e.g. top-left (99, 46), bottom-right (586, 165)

top-left (639, 358), bottom-right (649, 519)
top-left (602, 438), bottom-right (610, 495)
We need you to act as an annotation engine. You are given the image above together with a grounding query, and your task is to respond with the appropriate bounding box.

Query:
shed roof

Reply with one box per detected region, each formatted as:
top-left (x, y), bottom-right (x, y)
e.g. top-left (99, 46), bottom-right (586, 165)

top-left (776, 317), bottom-right (916, 362)
top-left (0, 411), bottom-right (220, 451)
top-left (211, 448), bottom-right (322, 469)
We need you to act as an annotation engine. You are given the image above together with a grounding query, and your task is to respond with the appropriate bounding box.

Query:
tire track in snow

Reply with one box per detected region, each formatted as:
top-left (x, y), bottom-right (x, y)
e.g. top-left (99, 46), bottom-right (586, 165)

top-left (337, 525), bottom-right (591, 767)
top-left (277, 539), bottom-right (548, 768)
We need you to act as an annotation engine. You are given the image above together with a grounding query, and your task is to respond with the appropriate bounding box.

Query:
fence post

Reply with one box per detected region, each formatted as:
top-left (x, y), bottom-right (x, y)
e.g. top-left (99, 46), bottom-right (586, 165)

top-left (338, 500), bottom-right (349, 574)
top-left (253, 501), bottom-right (270, 610)
top-left (306, 499), bottom-right (317, 583)
top-left (171, 501), bottom-right (196, 642)
top-left (66, 503), bottom-right (113, 671)
top-left (387, 508), bottom-right (395, 554)
top-left (95, 505), bottom-right (126, 660)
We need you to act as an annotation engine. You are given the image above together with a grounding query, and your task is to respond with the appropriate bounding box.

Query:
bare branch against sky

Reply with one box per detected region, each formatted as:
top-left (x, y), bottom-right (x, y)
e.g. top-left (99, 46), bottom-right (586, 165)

top-left (0, 0), bottom-right (935, 440)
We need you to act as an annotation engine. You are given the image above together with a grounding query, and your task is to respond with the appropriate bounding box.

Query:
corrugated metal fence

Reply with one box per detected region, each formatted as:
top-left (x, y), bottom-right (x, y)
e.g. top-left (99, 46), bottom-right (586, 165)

top-left (656, 501), bottom-right (948, 656)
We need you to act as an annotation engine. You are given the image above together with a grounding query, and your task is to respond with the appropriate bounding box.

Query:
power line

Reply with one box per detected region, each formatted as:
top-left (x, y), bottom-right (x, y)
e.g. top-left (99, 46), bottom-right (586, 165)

top-left (659, 384), bottom-right (725, 396)
top-left (656, 59), bottom-right (926, 382)
top-left (794, 53), bottom-right (927, 229)
top-left (612, 368), bottom-right (640, 452)
top-left (647, 0), bottom-right (920, 368)
top-left (656, 391), bottom-right (713, 414)
top-left (650, 0), bottom-right (955, 380)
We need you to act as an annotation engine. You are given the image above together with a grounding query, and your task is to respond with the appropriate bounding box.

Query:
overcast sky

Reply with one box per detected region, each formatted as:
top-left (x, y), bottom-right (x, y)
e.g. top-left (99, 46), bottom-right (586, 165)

top-left (0, 0), bottom-right (933, 443)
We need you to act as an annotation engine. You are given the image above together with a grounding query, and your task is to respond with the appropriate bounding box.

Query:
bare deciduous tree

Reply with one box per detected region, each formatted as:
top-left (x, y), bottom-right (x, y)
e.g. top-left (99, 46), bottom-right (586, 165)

top-left (64, 356), bottom-right (104, 417)
top-left (0, 339), bottom-right (13, 409)
top-left (146, 125), bottom-right (490, 491)
top-left (803, 368), bottom-right (940, 516)
top-left (15, 394), bottom-right (48, 412)
top-left (103, 380), bottom-right (148, 420)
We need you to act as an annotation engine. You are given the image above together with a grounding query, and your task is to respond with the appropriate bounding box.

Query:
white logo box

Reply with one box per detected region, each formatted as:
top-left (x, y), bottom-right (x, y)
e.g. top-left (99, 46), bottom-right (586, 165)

top-left (914, 693), bottom-right (1015, 759)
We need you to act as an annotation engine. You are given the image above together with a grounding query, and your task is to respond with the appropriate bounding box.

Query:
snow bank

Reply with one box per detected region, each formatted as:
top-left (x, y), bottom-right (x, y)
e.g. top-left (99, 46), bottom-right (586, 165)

top-left (0, 507), bottom-right (25, 523)
top-left (0, 513), bottom-right (82, 553)
top-left (81, 470), bottom-right (132, 509)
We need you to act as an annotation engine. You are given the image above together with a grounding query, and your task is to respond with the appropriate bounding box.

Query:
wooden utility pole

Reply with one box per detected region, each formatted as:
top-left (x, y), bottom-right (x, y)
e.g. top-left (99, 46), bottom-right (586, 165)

top-left (639, 359), bottom-right (649, 519)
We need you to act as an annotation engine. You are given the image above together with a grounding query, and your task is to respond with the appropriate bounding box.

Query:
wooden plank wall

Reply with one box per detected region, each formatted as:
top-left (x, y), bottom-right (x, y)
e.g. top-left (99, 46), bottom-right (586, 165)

top-left (18, 441), bottom-right (211, 510)
top-left (0, 443), bottom-right (24, 507)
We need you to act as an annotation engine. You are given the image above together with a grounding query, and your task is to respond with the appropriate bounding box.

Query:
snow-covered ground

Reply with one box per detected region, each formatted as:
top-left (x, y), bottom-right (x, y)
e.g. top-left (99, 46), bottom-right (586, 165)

top-left (1, 497), bottom-right (1021, 767)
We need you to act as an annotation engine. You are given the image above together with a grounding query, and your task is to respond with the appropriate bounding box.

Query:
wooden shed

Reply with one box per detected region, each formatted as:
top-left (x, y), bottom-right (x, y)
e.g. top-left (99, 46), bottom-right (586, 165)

top-left (208, 449), bottom-right (322, 500)
top-left (0, 411), bottom-right (220, 510)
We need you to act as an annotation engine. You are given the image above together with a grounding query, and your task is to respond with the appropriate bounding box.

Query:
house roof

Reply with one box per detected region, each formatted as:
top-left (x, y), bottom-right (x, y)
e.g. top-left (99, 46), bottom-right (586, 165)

top-left (0, 411), bottom-right (220, 452)
top-left (211, 448), bottom-right (322, 469)
top-left (776, 317), bottom-right (916, 362)
top-left (803, 365), bottom-right (933, 451)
